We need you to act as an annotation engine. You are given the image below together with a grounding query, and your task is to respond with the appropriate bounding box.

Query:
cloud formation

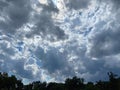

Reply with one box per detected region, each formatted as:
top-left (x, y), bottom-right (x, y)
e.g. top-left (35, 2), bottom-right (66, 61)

top-left (64, 0), bottom-right (92, 10)
top-left (0, 0), bottom-right (31, 34)
top-left (89, 28), bottom-right (120, 58)
top-left (0, 0), bottom-right (120, 84)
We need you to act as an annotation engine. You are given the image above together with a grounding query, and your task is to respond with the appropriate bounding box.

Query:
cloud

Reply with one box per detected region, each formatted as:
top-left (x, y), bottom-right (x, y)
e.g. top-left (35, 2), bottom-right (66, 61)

top-left (0, 0), bottom-right (31, 34)
top-left (63, 0), bottom-right (92, 10)
top-left (0, 0), bottom-right (120, 84)
top-left (82, 0), bottom-right (120, 81)
top-left (27, 13), bottom-right (67, 41)
top-left (87, 0), bottom-right (120, 58)
top-left (110, 0), bottom-right (120, 9)
top-left (25, 1), bottom-right (68, 41)
top-left (89, 28), bottom-right (120, 58)
top-left (0, 0), bottom-right (68, 82)
top-left (0, 0), bottom-right (8, 9)
top-left (34, 47), bottom-right (75, 78)
top-left (13, 60), bottom-right (34, 79)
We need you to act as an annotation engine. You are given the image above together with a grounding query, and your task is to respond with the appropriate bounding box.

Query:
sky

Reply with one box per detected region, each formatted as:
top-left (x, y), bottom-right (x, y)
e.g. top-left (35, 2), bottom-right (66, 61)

top-left (0, 0), bottom-right (120, 84)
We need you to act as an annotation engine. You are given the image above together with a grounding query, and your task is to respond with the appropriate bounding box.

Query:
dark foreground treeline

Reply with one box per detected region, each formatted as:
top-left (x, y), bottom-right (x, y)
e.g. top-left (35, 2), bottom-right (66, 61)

top-left (0, 72), bottom-right (120, 90)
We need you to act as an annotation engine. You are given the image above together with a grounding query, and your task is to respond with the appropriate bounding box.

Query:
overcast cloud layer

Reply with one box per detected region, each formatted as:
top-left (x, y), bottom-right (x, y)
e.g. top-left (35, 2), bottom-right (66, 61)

top-left (0, 0), bottom-right (120, 84)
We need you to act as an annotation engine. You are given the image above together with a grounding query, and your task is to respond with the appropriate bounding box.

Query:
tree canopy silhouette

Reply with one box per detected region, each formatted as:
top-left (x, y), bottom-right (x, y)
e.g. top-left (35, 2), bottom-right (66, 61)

top-left (0, 71), bottom-right (120, 90)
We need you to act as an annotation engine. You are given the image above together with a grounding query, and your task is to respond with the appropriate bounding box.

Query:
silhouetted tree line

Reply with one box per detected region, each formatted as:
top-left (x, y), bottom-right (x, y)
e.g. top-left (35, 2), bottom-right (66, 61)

top-left (0, 72), bottom-right (120, 90)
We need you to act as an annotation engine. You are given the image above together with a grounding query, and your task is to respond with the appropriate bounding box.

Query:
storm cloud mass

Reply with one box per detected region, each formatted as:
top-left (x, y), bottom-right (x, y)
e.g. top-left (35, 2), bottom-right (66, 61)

top-left (0, 0), bottom-right (120, 84)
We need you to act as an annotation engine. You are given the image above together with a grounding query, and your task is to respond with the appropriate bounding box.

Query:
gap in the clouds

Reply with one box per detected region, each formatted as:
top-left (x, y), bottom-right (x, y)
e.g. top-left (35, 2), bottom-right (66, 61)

top-left (52, 0), bottom-right (57, 5)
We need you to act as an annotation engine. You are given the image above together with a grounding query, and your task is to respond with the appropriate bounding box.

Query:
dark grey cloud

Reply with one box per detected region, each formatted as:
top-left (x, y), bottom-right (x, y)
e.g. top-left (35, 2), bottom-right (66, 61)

top-left (34, 47), bottom-right (74, 77)
top-left (89, 27), bottom-right (120, 58)
top-left (87, 0), bottom-right (120, 58)
top-left (0, 39), bottom-right (34, 79)
top-left (111, 0), bottom-right (120, 9)
top-left (13, 60), bottom-right (34, 79)
top-left (25, 1), bottom-right (68, 41)
top-left (0, 58), bottom-right (34, 79)
top-left (0, 0), bottom-right (68, 81)
top-left (64, 0), bottom-right (91, 10)
top-left (83, 0), bottom-right (120, 81)
top-left (42, 50), bottom-right (66, 73)
top-left (100, 0), bottom-right (120, 10)
top-left (0, 0), bottom-right (31, 34)
top-left (0, 0), bottom-right (8, 9)
top-left (28, 14), bottom-right (67, 41)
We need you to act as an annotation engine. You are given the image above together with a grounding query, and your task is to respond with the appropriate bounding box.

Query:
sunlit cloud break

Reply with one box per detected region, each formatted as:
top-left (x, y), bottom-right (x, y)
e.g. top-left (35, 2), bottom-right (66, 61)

top-left (0, 0), bottom-right (120, 84)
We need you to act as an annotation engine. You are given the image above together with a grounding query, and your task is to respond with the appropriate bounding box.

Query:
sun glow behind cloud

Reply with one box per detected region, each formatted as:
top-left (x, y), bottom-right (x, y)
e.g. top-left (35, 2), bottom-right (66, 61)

top-left (0, 0), bottom-right (120, 84)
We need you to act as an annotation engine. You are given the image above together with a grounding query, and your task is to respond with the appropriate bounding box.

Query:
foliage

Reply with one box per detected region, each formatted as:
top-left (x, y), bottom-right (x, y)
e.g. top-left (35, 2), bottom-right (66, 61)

top-left (0, 72), bottom-right (120, 90)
